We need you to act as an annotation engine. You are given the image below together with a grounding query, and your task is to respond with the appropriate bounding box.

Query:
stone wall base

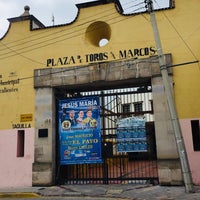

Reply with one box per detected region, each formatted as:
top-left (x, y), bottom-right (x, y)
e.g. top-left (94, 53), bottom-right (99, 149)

top-left (32, 162), bottom-right (53, 186)
top-left (158, 159), bottom-right (183, 185)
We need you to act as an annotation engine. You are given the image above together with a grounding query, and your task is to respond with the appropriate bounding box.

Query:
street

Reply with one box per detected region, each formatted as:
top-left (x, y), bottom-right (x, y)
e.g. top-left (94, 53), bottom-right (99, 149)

top-left (1, 185), bottom-right (200, 200)
top-left (1, 198), bottom-right (124, 200)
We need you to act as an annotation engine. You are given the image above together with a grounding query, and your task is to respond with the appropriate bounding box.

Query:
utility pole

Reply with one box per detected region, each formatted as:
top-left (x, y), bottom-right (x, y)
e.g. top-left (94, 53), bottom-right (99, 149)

top-left (145, 0), bottom-right (194, 193)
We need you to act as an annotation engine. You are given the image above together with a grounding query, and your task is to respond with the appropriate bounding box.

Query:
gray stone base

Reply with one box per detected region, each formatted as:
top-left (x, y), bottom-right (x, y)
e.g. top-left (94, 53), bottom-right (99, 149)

top-left (32, 162), bottom-right (53, 186)
top-left (158, 159), bottom-right (183, 186)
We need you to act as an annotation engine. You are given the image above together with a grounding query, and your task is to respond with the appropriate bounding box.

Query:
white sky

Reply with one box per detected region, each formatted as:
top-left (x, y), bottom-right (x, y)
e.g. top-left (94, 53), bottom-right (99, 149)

top-left (0, 0), bottom-right (169, 38)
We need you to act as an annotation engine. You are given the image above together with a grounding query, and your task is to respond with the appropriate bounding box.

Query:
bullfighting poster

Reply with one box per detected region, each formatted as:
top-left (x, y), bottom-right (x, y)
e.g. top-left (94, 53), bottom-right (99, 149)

top-left (58, 96), bottom-right (102, 165)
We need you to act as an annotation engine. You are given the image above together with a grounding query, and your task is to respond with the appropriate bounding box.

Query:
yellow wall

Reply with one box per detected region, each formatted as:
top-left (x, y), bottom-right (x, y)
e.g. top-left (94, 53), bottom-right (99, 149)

top-left (0, 21), bottom-right (35, 129)
top-left (0, 0), bottom-right (199, 130)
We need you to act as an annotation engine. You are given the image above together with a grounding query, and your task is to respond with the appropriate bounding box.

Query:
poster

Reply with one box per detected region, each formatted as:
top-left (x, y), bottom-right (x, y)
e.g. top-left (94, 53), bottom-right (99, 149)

top-left (58, 96), bottom-right (102, 165)
top-left (116, 117), bottom-right (147, 152)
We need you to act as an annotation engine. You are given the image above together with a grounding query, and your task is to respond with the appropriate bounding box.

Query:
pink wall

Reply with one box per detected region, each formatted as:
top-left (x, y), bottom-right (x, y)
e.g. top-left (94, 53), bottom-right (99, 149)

top-left (180, 119), bottom-right (200, 185)
top-left (0, 120), bottom-right (199, 187)
top-left (0, 129), bottom-right (34, 188)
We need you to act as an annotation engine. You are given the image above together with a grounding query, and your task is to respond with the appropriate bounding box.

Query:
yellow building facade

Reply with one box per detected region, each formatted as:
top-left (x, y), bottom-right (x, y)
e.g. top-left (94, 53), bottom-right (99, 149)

top-left (0, 0), bottom-right (199, 187)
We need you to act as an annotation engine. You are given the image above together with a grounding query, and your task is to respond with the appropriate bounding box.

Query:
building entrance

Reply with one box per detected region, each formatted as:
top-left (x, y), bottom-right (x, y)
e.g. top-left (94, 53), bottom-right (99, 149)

top-left (56, 83), bottom-right (158, 185)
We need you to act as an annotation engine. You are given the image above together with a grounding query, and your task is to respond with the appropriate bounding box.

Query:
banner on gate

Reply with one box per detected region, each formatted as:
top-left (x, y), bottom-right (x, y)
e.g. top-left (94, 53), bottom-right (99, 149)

top-left (58, 96), bottom-right (102, 165)
top-left (116, 116), bottom-right (147, 152)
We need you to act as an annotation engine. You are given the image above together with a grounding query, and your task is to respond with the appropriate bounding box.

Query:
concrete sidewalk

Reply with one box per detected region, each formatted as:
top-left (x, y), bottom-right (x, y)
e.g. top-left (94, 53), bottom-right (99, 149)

top-left (0, 184), bottom-right (200, 199)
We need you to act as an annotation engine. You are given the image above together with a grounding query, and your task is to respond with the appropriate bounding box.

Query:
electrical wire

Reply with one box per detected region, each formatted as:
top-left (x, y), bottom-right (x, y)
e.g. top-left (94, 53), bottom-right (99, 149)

top-left (153, 0), bottom-right (199, 66)
top-left (18, 57), bottom-right (153, 82)
top-left (0, 0), bottom-right (150, 59)
top-left (0, 1), bottom-right (141, 52)
top-left (0, 12), bottom-right (146, 62)
top-left (0, 41), bottom-right (45, 65)
top-left (0, 0), bottom-right (199, 84)
top-left (18, 55), bottom-right (198, 85)
top-left (0, 11), bottom-right (143, 61)
top-left (0, 0), bottom-right (159, 64)
top-left (2, 0), bottom-right (198, 66)
top-left (122, 1), bottom-right (145, 14)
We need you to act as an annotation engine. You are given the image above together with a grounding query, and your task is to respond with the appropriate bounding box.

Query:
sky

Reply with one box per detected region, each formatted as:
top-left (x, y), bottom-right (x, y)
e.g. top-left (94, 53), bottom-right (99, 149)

top-left (0, 0), bottom-right (169, 38)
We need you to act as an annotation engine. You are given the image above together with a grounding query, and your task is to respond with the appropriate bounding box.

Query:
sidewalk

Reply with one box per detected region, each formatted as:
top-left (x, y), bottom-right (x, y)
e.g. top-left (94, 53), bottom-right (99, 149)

top-left (0, 184), bottom-right (200, 199)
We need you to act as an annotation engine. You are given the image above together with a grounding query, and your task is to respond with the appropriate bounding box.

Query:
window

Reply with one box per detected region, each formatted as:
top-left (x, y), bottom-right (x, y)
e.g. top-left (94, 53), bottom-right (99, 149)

top-left (191, 120), bottom-right (200, 151)
top-left (134, 102), bottom-right (143, 112)
top-left (150, 100), bottom-right (154, 112)
top-left (122, 104), bottom-right (131, 118)
top-left (122, 104), bottom-right (130, 113)
top-left (17, 130), bottom-right (25, 157)
top-left (85, 21), bottom-right (111, 47)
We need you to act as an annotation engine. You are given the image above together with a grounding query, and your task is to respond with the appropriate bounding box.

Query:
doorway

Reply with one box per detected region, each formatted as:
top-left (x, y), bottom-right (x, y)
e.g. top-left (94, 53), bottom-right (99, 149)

top-left (56, 83), bottom-right (158, 184)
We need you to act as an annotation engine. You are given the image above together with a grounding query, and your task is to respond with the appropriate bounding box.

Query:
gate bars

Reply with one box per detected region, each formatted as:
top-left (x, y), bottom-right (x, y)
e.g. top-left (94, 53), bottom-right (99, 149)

top-left (57, 86), bottom-right (159, 184)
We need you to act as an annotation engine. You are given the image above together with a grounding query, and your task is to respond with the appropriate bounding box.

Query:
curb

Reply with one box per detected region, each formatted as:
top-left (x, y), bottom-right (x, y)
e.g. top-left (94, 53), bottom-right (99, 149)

top-left (0, 192), bottom-right (41, 198)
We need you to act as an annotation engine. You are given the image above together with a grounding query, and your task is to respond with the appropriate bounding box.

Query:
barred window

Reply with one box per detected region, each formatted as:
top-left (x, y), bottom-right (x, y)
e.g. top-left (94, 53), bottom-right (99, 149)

top-left (122, 104), bottom-right (130, 113)
top-left (134, 102), bottom-right (143, 112)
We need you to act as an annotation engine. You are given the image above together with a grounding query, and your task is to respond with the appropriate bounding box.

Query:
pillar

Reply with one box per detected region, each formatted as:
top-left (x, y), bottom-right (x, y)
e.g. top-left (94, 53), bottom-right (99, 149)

top-left (32, 88), bottom-right (56, 185)
top-left (152, 76), bottom-right (183, 185)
